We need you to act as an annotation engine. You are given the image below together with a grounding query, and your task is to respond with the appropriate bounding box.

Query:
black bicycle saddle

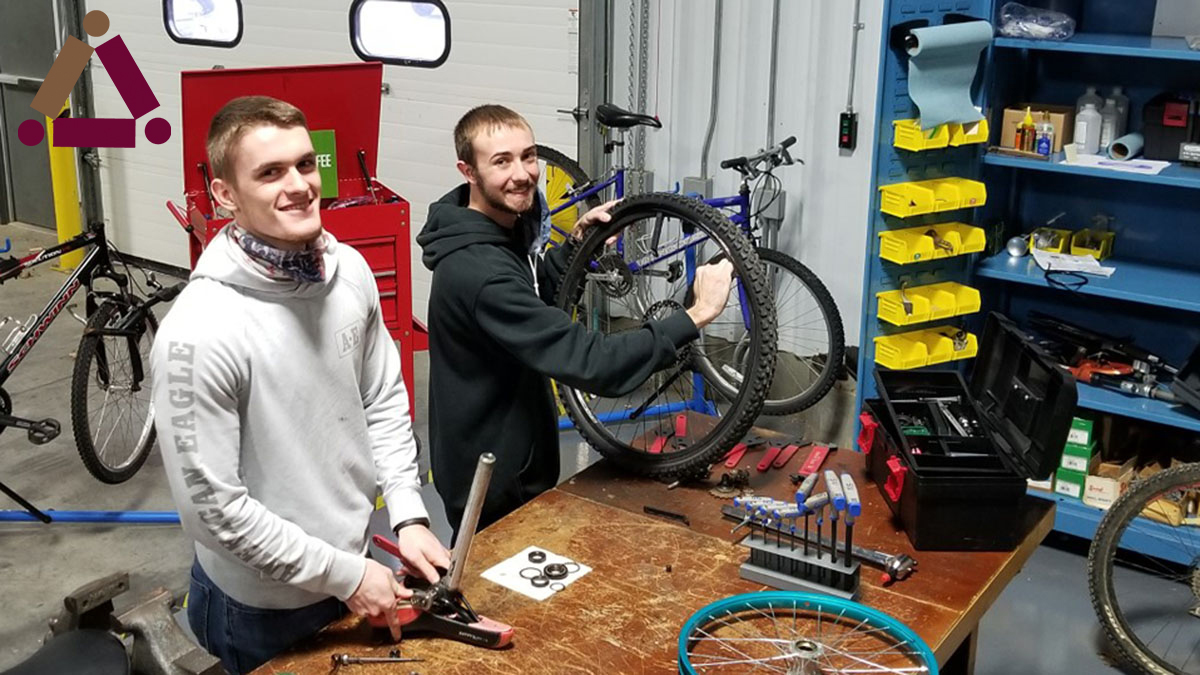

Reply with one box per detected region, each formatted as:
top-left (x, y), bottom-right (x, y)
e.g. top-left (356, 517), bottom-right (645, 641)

top-left (3, 630), bottom-right (129, 675)
top-left (594, 103), bottom-right (662, 129)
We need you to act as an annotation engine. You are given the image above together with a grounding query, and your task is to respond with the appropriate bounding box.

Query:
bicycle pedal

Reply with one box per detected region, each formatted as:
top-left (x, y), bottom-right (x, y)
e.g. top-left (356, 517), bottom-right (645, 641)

top-left (28, 418), bottom-right (61, 445)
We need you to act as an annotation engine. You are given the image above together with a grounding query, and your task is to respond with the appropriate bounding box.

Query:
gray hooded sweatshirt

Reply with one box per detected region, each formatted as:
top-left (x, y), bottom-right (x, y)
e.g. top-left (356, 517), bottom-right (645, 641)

top-left (150, 225), bottom-right (426, 609)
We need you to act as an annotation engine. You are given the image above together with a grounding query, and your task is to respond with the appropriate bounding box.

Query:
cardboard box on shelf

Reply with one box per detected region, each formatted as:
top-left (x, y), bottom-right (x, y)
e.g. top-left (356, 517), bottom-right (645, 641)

top-left (1061, 440), bottom-right (1095, 473)
top-left (1028, 477), bottom-right (1054, 492)
top-left (1055, 467), bottom-right (1087, 500)
top-left (1066, 417), bottom-right (1094, 447)
top-left (1083, 455), bottom-right (1134, 511)
top-left (1000, 105), bottom-right (1076, 154)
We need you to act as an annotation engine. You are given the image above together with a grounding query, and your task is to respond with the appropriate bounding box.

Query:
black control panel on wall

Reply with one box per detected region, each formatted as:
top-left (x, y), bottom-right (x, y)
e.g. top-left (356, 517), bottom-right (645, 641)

top-left (839, 111), bottom-right (858, 150)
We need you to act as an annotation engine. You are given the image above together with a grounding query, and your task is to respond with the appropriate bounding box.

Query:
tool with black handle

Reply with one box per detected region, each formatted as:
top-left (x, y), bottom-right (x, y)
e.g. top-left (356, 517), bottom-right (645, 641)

top-left (794, 473), bottom-right (820, 556)
top-left (805, 492), bottom-right (830, 560)
top-left (840, 473), bottom-right (861, 569)
top-left (824, 470), bottom-right (845, 565)
top-left (370, 453), bottom-right (513, 648)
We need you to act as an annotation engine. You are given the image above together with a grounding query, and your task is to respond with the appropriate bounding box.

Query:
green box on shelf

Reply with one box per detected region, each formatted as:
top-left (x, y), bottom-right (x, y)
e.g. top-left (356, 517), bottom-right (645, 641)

top-left (1060, 440), bottom-right (1096, 473)
top-left (1054, 467), bottom-right (1087, 500)
top-left (1066, 416), bottom-right (1094, 448)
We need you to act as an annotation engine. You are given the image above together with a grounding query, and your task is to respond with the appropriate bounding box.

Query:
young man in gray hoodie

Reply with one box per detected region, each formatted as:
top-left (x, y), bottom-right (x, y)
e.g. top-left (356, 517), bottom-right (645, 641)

top-left (151, 96), bottom-right (448, 674)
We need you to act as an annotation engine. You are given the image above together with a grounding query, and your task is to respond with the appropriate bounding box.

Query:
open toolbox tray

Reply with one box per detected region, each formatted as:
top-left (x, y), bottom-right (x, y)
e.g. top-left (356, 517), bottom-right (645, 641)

top-left (860, 312), bottom-right (1078, 551)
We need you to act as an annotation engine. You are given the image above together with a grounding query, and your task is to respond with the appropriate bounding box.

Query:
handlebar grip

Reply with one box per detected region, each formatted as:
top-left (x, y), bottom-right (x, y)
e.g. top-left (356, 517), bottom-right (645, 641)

top-left (720, 156), bottom-right (747, 170)
top-left (780, 136), bottom-right (797, 149)
top-left (155, 282), bottom-right (187, 303)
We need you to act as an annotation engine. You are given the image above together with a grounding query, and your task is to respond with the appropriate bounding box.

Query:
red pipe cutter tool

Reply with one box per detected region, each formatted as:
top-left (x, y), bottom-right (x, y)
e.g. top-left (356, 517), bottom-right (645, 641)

top-left (368, 454), bottom-right (513, 648)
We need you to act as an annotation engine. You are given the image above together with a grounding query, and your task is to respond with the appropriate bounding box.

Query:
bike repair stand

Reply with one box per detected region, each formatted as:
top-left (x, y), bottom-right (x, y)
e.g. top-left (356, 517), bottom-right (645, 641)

top-left (737, 509), bottom-right (860, 601)
top-left (0, 479), bottom-right (52, 523)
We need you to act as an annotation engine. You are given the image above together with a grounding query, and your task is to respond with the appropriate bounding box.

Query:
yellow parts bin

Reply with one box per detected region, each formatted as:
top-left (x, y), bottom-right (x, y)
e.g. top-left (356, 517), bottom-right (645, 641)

top-left (874, 326), bottom-right (979, 370)
top-left (1031, 227), bottom-right (1071, 253)
top-left (877, 282), bottom-right (982, 326)
top-left (892, 118), bottom-right (989, 151)
top-left (1070, 229), bottom-right (1115, 260)
top-left (879, 177), bottom-right (987, 218)
top-left (878, 222), bottom-right (986, 264)
top-left (948, 118), bottom-right (989, 146)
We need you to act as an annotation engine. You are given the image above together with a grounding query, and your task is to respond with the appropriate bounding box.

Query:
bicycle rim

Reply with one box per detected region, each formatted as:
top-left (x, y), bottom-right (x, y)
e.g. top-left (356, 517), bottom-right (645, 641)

top-left (536, 144), bottom-right (601, 245)
top-left (695, 248), bottom-right (843, 415)
top-left (1089, 463), bottom-right (1200, 674)
top-left (678, 591), bottom-right (938, 674)
top-left (556, 193), bottom-right (775, 479)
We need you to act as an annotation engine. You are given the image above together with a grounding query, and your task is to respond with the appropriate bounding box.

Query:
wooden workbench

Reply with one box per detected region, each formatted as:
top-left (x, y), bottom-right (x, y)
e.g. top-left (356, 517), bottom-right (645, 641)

top-left (256, 449), bottom-right (1053, 674)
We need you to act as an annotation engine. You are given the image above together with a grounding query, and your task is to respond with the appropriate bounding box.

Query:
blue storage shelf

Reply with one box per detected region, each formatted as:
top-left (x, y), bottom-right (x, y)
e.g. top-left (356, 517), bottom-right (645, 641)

top-left (983, 153), bottom-right (1200, 191)
top-left (994, 33), bottom-right (1200, 62)
top-left (1029, 490), bottom-right (1199, 566)
top-left (1076, 381), bottom-right (1200, 433)
top-left (975, 253), bottom-right (1200, 314)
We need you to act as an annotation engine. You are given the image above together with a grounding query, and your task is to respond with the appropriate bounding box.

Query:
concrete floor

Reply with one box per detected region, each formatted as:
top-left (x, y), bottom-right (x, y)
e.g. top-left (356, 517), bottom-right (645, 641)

top-left (0, 220), bottom-right (1148, 674)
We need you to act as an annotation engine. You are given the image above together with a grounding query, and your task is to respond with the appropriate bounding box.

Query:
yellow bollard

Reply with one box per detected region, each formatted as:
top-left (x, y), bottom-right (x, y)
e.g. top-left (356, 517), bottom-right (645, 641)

top-left (48, 103), bottom-right (84, 270)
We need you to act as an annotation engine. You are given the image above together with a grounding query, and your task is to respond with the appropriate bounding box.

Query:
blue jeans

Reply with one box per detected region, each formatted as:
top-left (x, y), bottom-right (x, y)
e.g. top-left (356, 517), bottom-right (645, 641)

top-left (187, 559), bottom-right (346, 674)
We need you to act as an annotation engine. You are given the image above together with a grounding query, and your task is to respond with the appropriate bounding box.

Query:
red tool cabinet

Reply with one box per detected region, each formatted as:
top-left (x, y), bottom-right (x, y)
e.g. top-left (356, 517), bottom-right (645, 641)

top-left (177, 63), bottom-right (418, 413)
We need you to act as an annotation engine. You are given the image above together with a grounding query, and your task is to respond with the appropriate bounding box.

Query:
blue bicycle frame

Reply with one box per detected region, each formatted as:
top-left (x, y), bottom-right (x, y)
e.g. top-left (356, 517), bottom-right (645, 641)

top-left (547, 162), bottom-right (756, 429)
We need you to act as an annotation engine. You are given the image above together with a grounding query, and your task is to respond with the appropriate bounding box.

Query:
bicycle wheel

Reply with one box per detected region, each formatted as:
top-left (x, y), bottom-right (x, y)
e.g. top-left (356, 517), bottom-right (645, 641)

top-left (555, 192), bottom-right (776, 479)
top-left (536, 144), bottom-right (601, 245)
top-left (70, 299), bottom-right (158, 484)
top-left (678, 591), bottom-right (939, 674)
top-left (695, 248), bottom-right (844, 415)
top-left (1089, 463), bottom-right (1200, 674)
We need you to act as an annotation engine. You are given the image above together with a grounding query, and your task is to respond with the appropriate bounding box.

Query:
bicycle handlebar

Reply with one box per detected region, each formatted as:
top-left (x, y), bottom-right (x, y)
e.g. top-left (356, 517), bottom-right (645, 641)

top-left (719, 135), bottom-right (799, 176)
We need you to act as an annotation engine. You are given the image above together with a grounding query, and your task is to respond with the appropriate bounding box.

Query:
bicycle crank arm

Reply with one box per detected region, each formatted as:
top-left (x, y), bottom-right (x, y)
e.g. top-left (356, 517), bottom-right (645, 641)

top-left (0, 413), bottom-right (61, 444)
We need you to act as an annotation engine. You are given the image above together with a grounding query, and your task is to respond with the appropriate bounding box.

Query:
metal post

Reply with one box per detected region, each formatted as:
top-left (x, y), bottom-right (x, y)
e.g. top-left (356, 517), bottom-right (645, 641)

top-left (577, 0), bottom-right (612, 180)
top-left (445, 453), bottom-right (496, 593)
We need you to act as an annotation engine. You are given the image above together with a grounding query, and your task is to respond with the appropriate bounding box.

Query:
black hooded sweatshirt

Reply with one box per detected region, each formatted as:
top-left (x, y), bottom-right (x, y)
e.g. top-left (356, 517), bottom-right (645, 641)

top-left (417, 185), bottom-right (699, 531)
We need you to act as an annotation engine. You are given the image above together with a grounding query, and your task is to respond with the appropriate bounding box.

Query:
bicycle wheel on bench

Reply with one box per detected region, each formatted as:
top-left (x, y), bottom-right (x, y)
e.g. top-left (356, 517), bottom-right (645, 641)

top-left (70, 298), bottom-right (158, 484)
top-left (695, 247), bottom-right (844, 415)
top-left (1089, 462), bottom-right (1200, 675)
top-left (555, 193), bottom-right (776, 480)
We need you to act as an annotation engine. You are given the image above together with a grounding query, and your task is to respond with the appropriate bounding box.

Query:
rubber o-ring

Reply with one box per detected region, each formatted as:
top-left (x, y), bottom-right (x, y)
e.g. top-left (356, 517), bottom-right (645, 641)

top-left (530, 575), bottom-right (550, 588)
top-left (563, 562), bottom-right (581, 574)
top-left (519, 567), bottom-right (542, 580)
top-left (550, 582), bottom-right (566, 592)
top-left (544, 563), bottom-right (569, 580)
top-left (528, 550), bottom-right (547, 563)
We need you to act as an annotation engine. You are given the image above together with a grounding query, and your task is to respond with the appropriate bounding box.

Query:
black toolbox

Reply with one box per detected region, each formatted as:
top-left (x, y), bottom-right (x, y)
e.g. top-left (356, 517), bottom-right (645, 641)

top-left (859, 313), bottom-right (1077, 551)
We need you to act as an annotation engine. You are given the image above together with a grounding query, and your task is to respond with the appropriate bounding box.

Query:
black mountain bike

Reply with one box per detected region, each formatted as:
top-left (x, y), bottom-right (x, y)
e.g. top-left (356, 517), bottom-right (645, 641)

top-left (0, 222), bottom-right (184, 518)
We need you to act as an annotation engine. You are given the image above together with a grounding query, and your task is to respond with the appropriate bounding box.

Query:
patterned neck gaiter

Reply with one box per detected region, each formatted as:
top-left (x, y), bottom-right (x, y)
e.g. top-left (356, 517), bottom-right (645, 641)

top-left (229, 224), bottom-right (328, 283)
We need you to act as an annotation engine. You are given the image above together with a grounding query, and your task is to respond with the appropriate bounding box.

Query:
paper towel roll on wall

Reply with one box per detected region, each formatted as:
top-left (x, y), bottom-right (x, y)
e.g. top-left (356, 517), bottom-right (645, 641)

top-left (906, 21), bottom-right (994, 130)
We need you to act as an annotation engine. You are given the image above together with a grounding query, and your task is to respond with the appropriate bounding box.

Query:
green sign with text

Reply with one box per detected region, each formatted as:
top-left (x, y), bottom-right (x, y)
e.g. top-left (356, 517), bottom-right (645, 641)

top-left (309, 130), bottom-right (338, 199)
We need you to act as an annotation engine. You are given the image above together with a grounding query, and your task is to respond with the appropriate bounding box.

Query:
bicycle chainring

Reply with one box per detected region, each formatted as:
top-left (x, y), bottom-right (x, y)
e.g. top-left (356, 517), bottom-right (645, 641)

top-left (593, 254), bottom-right (634, 298)
top-left (0, 388), bottom-right (9, 437)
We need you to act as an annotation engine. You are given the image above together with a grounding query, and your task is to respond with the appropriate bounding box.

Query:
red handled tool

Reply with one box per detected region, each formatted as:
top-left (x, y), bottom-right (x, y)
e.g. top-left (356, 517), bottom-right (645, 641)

top-left (723, 443), bottom-right (749, 468)
top-left (756, 446), bottom-right (782, 472)
top-left (797, 443), bottom-right (834, 477)
top-left (368, 454), bottom-right (513, 648)
top-left (771, 441), bottom-right (807, 469)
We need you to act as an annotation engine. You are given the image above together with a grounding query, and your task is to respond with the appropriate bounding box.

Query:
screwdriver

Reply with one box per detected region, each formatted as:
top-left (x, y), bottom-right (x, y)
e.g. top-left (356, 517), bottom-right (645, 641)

top-left (804, 492), bottom-right (829, 560)
top-left (773, 504), bottom-right (801, 550)
top-left (794, 473), bottom-right (820, 557)
top-left (840, 473), bottom-right (862, 569)
top-left (824, 470), bottom-right (846, 565)
top-left (730, 496), bottom-right (775, 534)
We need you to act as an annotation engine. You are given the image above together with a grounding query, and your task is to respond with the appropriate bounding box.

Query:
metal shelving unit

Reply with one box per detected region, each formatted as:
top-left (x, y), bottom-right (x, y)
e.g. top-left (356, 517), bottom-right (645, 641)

top-left (978, 5), bottom-right (1200, 560)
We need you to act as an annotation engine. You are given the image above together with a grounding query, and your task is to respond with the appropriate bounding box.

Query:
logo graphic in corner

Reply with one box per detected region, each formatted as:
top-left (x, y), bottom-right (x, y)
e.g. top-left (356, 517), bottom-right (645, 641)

top-left (18, 10), bottom-right (170, 149)
top-left (337, 323), bottom-right (363, 358)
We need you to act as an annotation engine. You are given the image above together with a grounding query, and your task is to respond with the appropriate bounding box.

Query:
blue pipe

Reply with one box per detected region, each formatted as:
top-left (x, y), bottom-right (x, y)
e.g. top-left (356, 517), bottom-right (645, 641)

top-left (0, 510), bottom-right (181, 523)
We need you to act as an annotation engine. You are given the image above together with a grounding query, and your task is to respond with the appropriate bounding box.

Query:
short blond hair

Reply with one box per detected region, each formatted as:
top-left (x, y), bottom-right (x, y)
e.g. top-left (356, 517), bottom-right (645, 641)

top-left (206, 96), bottom-right (308, 181)
top-left (453, 104), bottom-right (532, 167)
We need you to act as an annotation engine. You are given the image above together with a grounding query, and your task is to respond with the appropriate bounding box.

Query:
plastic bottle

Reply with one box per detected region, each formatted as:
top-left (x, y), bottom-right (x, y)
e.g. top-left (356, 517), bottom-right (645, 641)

top-left (1074, 103), bottom-right (1102, 155)
top-left (1110, 86), bottom-right (1130, 134)
top-left (1018, 107), bottom-right (1037, 152)
top-left (1076, 86), bottom-right (1104, 115)
top-left (1099, 98), bottom-right (1120, 152)
top-left (1035, 111), bottom-right (1055, 157)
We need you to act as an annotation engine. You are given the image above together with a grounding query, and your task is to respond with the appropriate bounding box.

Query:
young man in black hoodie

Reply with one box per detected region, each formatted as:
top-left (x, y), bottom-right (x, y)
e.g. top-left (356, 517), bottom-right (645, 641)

top-left (418, 104), bottom-right (733, 533)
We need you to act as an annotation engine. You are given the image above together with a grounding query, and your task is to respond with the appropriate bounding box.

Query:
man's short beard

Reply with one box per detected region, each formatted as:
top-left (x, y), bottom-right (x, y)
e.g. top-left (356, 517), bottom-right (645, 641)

top-left (481, 181), bottom-right (533, 216)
